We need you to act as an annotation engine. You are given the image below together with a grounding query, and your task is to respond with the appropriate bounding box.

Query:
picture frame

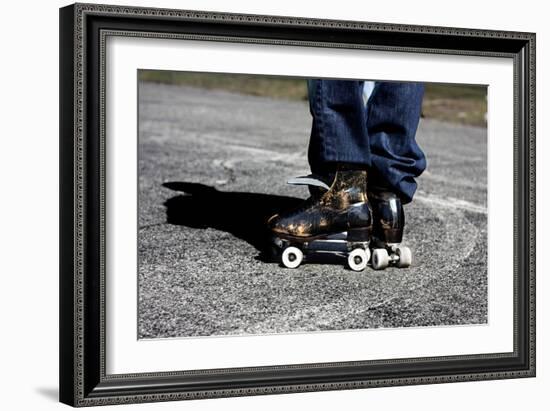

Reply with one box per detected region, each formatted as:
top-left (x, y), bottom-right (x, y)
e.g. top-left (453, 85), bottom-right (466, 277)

top-left (59, 2), bottom-right (535, 407)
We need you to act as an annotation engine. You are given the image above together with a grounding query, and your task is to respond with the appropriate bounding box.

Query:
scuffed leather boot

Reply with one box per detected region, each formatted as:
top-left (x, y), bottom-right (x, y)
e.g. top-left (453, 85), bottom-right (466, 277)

top-left (267, 166), bottom-right (372, 243)
top-left (368, 188), bottom-right (412, 270)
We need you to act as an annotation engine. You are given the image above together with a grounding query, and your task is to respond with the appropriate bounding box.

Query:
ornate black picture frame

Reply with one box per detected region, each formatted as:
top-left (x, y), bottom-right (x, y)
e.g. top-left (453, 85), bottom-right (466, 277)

top-left (59, 3), bottom-right (535, 407)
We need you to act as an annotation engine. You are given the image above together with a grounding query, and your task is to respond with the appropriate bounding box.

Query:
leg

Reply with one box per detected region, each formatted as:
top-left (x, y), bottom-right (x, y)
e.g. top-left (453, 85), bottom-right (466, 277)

top-left (267, 80), bottom-right (374, 270)
top-left (366, 82), bottom-right (426, 204)
top-left (365, 82), bottom-right (425, 269)
top-left (307, 79), bottom-right (371, 177)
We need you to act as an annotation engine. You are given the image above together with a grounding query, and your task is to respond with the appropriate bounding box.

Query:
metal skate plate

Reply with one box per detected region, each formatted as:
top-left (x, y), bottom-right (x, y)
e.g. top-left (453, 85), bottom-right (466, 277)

top-left (306, 232), bottom-right (348, 252)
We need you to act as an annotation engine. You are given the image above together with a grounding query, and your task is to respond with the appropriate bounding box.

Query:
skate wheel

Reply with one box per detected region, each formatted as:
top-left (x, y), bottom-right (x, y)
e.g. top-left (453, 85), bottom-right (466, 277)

top-left (281, 246), bottom-right (303, 269)
top-left (372, 248), bottom-right (389, 270)
top-left (347, 248), bottom-right (369, 271)
top-left (396, 246), bottom-right (412, 268)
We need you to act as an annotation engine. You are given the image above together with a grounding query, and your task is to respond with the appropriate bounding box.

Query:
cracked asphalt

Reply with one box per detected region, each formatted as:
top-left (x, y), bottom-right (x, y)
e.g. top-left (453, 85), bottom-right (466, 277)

top-left (137, 82), bottom-right (488, 338)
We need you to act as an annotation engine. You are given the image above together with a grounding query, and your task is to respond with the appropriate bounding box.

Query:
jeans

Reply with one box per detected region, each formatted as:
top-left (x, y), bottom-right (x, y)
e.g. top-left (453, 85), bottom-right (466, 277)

top-left (307, 80), bottom-right (426, 203)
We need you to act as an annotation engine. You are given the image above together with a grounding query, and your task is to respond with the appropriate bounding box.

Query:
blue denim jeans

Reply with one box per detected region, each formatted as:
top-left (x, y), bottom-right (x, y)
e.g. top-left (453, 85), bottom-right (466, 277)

top-left (307, 80), bottom-right (426, 203)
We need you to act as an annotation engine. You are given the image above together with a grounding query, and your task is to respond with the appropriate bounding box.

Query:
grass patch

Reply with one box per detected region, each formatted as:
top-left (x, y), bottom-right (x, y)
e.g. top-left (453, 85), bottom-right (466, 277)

top-left (138, 71), bottom-right (308, 100)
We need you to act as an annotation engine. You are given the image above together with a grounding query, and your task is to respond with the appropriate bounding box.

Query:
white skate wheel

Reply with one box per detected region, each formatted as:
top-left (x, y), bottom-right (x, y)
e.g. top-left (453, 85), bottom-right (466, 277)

top-left (372, 248), bottom-right (389, 270)
top-left (348, 248), bottom-right (369, 271)
top-left (281, 246), bottom-right (303, 269)
top-left (396, 246), bottom-right (412, 268)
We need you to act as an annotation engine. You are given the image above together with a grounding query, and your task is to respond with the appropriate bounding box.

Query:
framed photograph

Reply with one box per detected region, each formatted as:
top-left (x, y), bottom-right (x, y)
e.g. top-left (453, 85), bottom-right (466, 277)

top-left (59, 2), bottom-right (535, 407)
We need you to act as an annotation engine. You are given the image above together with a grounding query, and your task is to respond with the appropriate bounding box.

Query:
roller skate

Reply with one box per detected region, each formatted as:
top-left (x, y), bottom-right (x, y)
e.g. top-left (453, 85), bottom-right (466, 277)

top-left (267, 166), bottom-right (373, 272)
top-left (368, 189), bottom-right (412, 270)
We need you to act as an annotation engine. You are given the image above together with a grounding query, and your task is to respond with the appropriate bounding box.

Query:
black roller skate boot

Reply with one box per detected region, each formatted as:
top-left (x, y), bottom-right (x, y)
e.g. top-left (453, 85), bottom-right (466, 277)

top-left (368, 188), bottom-right (412, 270)
top-left (267, 166), bottom-right (373, 271)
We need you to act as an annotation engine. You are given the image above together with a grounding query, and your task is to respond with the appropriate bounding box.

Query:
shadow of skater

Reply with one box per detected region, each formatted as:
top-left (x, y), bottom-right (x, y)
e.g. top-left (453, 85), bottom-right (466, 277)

top-left (162, 182), bottom-right (303, 259)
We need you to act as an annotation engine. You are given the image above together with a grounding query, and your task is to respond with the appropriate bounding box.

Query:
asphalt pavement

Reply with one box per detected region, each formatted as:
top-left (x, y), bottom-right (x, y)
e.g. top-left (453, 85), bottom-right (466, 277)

top-left (137, 82), bottom-right (488, 338)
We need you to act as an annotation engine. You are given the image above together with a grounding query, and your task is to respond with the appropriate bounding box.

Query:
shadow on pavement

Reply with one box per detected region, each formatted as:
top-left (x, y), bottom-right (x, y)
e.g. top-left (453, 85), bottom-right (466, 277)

top-left (162, 182), bottom-right (303, 259)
